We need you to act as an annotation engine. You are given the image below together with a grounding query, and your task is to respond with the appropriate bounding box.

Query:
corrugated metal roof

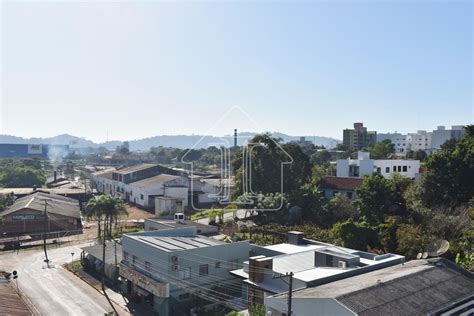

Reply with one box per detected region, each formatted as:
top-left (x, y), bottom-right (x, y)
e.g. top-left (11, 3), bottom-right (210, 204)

top-left (133, 235), bottom-right (224, 252)
top-left (1, 192), bottom-right (81, 219)
top-left (129, 174), bottom-right (182, 188)
top-left (113, 164), bottom-right (158, 175)
top-left (275, 259), bottom-right (474, 316)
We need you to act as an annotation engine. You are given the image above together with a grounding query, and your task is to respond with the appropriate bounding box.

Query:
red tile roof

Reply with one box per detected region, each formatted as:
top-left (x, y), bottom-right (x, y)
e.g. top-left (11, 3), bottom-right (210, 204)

top-left (319, 176), bottom-right (363, 191)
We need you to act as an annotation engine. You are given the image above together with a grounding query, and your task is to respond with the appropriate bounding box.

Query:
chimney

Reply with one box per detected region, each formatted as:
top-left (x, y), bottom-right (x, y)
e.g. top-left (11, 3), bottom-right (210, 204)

top-left (249, 256), bottom-right (272, 283)
top-left (234, 129), bottom-right (238, 148)
top-left (287, 231), bottom-right (304, 245)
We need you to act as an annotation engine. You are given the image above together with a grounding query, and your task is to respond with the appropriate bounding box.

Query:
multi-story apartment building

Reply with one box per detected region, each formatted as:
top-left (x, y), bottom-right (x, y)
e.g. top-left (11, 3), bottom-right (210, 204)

top-left (343, 123), bottom-right (377, 151)
top-left (336, 151), bottom-right (420, 180)
top-left (377, 125), bottom-right (466, 155)
top-left (120, 226), bottom-right (249, 315)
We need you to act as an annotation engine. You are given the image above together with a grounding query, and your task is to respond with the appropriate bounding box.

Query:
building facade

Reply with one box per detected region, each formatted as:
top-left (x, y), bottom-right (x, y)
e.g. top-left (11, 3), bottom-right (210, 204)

top-left (0, 192), bottom-right (82, 237)
top-left (120, 227), bottom-right (249, 315)
top-left (336, 151), bottom-right (420, 180)
top-left (342, 123), bottom-right (377, 151)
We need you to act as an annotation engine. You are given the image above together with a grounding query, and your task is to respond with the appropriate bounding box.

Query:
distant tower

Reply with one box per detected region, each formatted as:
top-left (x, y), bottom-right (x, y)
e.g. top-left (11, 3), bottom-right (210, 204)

top-left (234, 129), bottom-right (238, 148)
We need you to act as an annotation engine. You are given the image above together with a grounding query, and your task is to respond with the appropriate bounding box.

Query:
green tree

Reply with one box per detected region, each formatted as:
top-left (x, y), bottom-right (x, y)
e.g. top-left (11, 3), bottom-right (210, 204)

top-left (85, 195), bottom-right (127, 314)
top-left (370, 140), bottom-right (395, 159)
top-left (0, 193), bottom-right (15, 212)
top-left (395, 224), bottom-right (427, 259)
top-left (232, 134), bottom-right (311, 197)
top-left (85, 195), bottom-right (128, 240)
top-left (326, 193), bottom-right (359, 223)
top-left (331, 220), bottom-right (377, 251)
top-left (354, 174), bottom-right (393, 224)
top-left (311, 150), bottom-right (332, 165)
top-left (421, 125), bottom-right (474, 207)
top-left (0, 167), bottom-right (46, 188)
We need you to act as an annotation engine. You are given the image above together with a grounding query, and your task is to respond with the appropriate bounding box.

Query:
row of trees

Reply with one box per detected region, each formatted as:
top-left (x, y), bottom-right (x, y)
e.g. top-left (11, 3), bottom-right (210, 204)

top-left (0, 158), bottom-right (46, 188)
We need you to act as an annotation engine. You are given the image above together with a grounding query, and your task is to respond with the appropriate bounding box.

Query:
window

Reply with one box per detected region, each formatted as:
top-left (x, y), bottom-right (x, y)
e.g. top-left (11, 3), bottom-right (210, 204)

top-left (403, 166), bottom-right (407, 172)
top-left (346, 192), bottom-right (353, 199)
top-left (215, 262), bottom-right (221, 269)
top-left (123, 251), bottom-right (129, 263)
top-left (326, 255), bottom-right (333, 267)
top-left (199, 264), bottom-right (209, 276)
top-left (179, 268), bottom-right (191, 279)
top-left (332, 191), bottom-right (339, 196)
top-left (376, 167), bottom-right (381, 174)
top-left (398, 166), bottom-right (402, 172)
top-left (393, 166), bottom-right (397, 172)
top-left (385, 167), bottom-right (390, 173)
top-left (140, 194), bottom-right (144, 200)
top-left (132, 255), bottom-right (138, 268)
top-left (145, 261), bottom-right (151, 272)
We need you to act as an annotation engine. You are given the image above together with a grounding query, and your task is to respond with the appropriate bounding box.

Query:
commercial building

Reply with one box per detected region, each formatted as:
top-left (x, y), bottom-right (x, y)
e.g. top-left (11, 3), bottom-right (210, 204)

top-left (265, 258), bottom-right (474, 316)
top-left (0, 143), bottom-right (69, 159)
top-left (230, 231), bottom-right (404, 309)
top-left (319, 176), bottom-right (362, 200)
top-left (0, 192), bottom-right (82, 237)
top-left (81, 241), bottom-right (122, 282)
top-left (120, 227), bottom-right (249, 315)
top-left (342, 123), bottom-right (377, 151)
top-left (336, 151), bottom-right (420, 180)
top-left (91, 164), bottom-right (188, 211)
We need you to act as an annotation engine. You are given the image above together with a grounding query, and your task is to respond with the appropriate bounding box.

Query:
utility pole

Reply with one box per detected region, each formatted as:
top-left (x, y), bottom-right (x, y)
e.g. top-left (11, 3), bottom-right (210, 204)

top-left (288, 272), bottom-right (294, 316)
top-left (273, 271), bottom-right (294, 316)
top-left (41, 199), bottom-right (52, 268)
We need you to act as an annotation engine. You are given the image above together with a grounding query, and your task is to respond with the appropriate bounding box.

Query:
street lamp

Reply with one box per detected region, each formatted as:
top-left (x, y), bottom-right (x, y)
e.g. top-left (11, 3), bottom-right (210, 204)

top-left (71, 252), bottom-right (75, 271)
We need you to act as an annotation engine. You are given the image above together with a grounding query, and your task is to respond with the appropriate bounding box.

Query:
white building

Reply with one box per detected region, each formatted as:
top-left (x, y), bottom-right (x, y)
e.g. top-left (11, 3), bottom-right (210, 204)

top-left (377, 125), bottom-right (466, 156)
top-left (91, 164), bottom-right (188, 210)
top-left (120, 227), bottom-right (249, 315)
top-left (127, 174), bottom-right (188, 209)
top-left (431, 125), bottom-right (465, 150)
top-left (230, 231), bottom-right (404, 310)
top-left (336, 151), bottom-right (420, 180)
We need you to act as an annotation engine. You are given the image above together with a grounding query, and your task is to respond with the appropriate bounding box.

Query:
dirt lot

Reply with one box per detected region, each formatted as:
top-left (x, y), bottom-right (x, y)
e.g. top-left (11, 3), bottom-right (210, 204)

top-left (124, 203), bottom-right (155, 220)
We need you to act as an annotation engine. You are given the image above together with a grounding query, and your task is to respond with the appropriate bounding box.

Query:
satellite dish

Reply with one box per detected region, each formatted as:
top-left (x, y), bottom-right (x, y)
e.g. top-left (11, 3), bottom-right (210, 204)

top-left (416, 253), bottom-right (422, 260)
top-left (426, 240), bottom-right (450, 257)
top-left (422, 252), bottom-right (428, 259)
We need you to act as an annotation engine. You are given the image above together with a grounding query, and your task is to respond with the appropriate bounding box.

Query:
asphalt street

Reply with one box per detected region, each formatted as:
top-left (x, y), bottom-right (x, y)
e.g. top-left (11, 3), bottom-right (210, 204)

top-left (0, 243), bottom-right (124, 316)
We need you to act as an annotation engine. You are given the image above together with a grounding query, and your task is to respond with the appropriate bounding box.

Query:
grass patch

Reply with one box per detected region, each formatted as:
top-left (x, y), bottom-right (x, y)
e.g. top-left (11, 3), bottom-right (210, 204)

top-left (111, 227), bottom-right (144, 239)
top-left (64, 260), bottom-right (82, 273)
top-left (191, 209), bottom-right (235, 221)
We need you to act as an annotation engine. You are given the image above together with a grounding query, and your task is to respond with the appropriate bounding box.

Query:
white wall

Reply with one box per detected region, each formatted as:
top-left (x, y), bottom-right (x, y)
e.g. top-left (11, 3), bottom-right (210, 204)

top-left (336, 152), bottom-right (420, 179)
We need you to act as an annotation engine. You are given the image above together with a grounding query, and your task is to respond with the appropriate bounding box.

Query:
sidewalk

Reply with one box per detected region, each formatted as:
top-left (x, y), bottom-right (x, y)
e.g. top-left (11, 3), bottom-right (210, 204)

top-left (67, 266), bottom-right (152, 316)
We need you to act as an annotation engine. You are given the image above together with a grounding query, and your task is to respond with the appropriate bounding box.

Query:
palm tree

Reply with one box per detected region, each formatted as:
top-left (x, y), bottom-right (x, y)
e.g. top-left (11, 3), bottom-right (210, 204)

top-left (85, 195), bottom-right (127, 315)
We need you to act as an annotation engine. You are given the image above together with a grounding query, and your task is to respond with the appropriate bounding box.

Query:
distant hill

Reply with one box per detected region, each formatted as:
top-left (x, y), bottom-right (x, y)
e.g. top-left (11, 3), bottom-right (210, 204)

top-left (0, 133), bottom-right (340, 151)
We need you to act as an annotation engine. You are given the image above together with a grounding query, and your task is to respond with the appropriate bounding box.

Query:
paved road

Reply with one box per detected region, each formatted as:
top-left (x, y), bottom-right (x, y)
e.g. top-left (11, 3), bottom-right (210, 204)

top-left (0, 244), bottom-right (124, 316)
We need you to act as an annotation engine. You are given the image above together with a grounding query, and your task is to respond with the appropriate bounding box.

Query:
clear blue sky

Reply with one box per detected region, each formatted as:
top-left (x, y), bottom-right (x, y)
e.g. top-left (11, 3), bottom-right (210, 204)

top-left (1, 1), bottom-right (472, 142)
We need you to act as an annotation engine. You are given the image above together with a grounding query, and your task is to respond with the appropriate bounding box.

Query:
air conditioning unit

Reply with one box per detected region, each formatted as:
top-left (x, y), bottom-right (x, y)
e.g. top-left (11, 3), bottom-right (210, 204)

top-left (338, 261), bottom-right (347, 269)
